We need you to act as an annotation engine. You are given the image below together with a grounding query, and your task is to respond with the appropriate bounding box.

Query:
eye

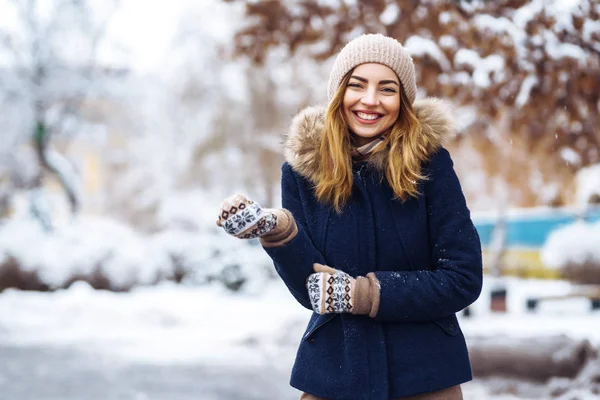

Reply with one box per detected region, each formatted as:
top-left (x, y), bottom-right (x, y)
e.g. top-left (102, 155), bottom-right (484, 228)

top-left (347, 82), bottom-right (363, 88)
top-left (382, 87), bottom-right (397, 93)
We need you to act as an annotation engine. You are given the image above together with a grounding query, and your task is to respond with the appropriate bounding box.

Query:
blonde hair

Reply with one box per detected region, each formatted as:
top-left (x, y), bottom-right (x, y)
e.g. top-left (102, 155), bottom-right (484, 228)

top-left (314, 70), bottom-right (430, 213)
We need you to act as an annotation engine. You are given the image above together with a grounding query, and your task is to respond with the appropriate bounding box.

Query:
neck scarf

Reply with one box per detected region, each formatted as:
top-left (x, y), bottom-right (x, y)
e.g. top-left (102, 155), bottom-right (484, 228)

top-left (350, 135), bottom-right (386, 160)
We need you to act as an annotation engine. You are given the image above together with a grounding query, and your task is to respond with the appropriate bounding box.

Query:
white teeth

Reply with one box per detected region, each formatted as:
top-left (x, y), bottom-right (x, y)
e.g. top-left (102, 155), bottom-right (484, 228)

top-left (356, 112), bottom-right (380, 120)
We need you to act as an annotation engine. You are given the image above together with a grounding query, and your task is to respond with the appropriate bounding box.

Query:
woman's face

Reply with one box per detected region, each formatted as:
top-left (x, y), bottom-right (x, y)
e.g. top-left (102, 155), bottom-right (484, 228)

top-left (342, 63), bottom-right (401, 146)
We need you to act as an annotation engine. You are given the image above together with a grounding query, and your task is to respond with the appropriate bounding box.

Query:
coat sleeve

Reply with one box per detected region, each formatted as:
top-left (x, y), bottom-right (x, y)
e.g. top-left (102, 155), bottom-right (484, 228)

top-left (371, 148), bottom-right (483, 322)
top-left (262, 162), bottom-right (327, 310)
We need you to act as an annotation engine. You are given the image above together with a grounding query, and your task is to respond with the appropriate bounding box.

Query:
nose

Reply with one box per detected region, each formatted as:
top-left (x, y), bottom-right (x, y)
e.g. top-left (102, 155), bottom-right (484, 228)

top-left (360, 89), bottom-right (379, 107)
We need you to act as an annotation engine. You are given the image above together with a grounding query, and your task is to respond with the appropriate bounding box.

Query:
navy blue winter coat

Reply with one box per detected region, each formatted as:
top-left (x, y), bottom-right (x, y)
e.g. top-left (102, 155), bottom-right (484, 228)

top-left (263, 99), bottom-right (483, 400)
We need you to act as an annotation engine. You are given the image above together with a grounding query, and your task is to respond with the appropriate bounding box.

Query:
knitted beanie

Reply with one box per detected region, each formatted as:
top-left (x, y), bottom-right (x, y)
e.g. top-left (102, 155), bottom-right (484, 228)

top-left (327, 33), bottom-right (417, 104)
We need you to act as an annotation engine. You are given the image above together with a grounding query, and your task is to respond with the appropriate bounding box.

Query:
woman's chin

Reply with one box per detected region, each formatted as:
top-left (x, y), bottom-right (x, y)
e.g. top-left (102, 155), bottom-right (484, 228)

top-left (351, 133), bottom-right (383, 146)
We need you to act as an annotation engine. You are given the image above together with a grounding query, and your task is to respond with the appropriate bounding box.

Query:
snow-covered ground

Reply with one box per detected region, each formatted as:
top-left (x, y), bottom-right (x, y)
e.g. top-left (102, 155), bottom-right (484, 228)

top-left (0, 275), bottom-right (598, 399)
top-left (2, 276), bottom-right (597, 363)
top-left (0, 280), bottom-right (308, 367)
top-left (462, 277), bottom-right (600, 343)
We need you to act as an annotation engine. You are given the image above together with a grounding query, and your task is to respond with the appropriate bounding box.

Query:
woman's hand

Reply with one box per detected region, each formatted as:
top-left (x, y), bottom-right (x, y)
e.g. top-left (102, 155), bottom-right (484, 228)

top-left (217, 194), bottom-right (279, 239)
top-left (307, 263), bottom-right (380, 317)
top-left (307, 263), bottom-right (356, 314)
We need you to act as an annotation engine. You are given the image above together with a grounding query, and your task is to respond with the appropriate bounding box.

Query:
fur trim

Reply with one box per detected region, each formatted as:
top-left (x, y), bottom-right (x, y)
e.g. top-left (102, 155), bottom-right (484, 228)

top-left (413, 97), bottom-right (455, 142)
top-left (284, 98), bottom-right (455, 183)
top-left (283, 106), bottom-right (326, 183)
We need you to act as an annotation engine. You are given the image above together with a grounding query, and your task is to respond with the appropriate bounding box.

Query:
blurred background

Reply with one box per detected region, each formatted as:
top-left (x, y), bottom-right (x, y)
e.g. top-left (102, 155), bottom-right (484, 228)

top-left (0, 0), bottom-right (599, 399)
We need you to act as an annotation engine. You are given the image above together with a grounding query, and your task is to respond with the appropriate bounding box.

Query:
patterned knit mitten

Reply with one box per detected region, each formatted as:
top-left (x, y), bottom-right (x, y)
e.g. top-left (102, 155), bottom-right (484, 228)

top-left (217, 194), bottom-right (295, 242)
top-left (307, 263), bottom-right (380, 317)
top-left (307, 265), bottom-right (356, 314)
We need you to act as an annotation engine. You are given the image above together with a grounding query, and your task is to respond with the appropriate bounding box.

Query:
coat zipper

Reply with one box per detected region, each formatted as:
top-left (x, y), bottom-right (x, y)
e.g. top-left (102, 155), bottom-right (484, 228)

top-left (357, 164), bottom-right (367, 185)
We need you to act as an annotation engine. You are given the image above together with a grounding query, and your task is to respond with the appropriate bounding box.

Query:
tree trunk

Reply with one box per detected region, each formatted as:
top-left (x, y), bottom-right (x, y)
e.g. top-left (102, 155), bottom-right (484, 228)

top-left (33, 120), bottom-right (80, 214)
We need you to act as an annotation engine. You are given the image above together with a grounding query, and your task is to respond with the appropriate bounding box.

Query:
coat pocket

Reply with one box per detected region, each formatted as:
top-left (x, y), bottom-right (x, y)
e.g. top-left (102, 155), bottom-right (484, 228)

top-left (432, 314), bottom-right (460, 336)
top-left (302, 313), bottom-right (337, 341)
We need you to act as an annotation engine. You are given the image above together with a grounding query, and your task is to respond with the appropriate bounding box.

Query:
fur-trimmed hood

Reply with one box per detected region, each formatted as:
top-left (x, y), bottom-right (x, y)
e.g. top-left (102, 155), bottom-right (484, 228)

top-left (284, 97), bottom-right (455, 183)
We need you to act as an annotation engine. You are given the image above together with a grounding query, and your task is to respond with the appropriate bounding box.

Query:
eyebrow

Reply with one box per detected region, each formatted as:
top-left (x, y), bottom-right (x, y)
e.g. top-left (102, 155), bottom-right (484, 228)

top-left (350, 75), bottom-right (399, 86)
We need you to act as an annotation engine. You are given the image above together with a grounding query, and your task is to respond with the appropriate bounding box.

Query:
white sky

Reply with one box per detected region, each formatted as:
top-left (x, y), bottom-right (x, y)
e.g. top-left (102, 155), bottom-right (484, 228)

top-left (0, 0), bottom-right (190, 73)
top-left (0, 0), bottom-right (242, 73)
top-left (98, 0), bottom-right (188, 73)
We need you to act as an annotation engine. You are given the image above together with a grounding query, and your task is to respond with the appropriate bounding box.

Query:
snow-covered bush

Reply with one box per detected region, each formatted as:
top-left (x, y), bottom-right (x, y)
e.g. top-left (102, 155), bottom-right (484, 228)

top-left (541, 221), bottom-right (600, 284)
top-left (150, 227), bottom-right (275, 293)
top-left (0, 216), bottom-right (166, 290)
top-left (0, 214), bottom-right (274, 292)
top-left (155, 189), bottom-right (277, 292)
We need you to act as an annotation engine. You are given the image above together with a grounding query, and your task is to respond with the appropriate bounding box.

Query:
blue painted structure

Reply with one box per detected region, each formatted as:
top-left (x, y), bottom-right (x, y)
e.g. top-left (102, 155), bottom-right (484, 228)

top-left (474, 206), bottom-right (600, 249)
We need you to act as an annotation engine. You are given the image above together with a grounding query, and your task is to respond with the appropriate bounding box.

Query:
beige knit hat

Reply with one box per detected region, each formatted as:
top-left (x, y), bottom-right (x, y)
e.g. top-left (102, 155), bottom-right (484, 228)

top-left (327, 33), bottom-right (417, 104)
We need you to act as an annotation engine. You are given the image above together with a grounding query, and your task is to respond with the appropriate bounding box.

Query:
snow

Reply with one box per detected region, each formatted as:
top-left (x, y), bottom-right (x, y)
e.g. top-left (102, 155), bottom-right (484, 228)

top-left (541, 221), bottom-right (600, 270)
top-left (0, 214), bottom-right (598, 397)
top-left (472, 0), bottom-right (593, 69)
top-left (473, 15), bottom-right (525, 57)
top-left (379, 3), bottom-right (399, 25)
top-left (0, 275), bottom-right (597, 370)
top-left (405, 36), bottom-right (451, 71)
top-left (0, 280), bottom-right (310, 367)
top-left (457, 276), bottom-right (600, 343)
top-left (583, 19), bottom-right (600, 50)
top-left (545, 0), bottom-right (585, 33)
top-left (560, 147), bottom-right (582, 166)
top-left (0, 215), bottom-right (165, 288)
top-left (575, 164), bottom-right (600, 206)
top-left (515, 74), bottom-right (538, 108)
top-left (0, 213), bottom-right (274, 292)
top-left (453, 49), bottom-right (505, 88)
top-left (0, 0), bottom-right (599, 395)
top-left (438, 11), bottom-right (452, 25)
top-left (512, 0), bottom-right (543, 30)
top-left (156, 189), bottom-right (226, 230)
top-left (46, 148), bottom-right (81, 203)
top-left (439, 35), bottom-right (457, 49)
top-left (454, 105), bottom-right (478, 132)
top-left (545, 37), bottom-right (587, 62)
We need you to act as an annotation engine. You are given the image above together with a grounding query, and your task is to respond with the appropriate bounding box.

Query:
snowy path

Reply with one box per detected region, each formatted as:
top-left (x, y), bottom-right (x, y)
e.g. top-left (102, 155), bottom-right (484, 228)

top-left (0, 278), bottom-right (597, 399)
top-left (0, 344), bottom-right (299, 400)
top-left (0, 342), bottom-right (512, 400)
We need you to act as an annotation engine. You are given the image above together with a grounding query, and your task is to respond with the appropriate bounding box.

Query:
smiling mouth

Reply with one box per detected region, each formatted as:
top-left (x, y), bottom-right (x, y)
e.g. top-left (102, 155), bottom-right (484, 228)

top-left (353, 111), bottom-right (383, 122)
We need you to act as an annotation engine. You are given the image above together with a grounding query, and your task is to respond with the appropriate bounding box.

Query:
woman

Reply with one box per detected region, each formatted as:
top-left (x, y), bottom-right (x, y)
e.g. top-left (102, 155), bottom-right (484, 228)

top-left (217, 34), bottom-right (482, 400)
